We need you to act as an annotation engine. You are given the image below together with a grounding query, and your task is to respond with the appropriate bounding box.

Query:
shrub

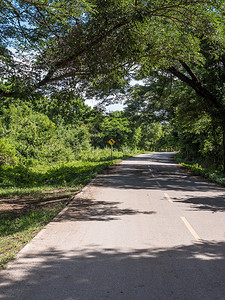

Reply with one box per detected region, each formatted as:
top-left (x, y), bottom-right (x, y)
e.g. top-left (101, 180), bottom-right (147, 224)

top-left (0, 103), bottom-right (74, 164)
top-left (0, 138), bottom-right (17, 165)
top-left (57, 124), bottom-right (91, 155)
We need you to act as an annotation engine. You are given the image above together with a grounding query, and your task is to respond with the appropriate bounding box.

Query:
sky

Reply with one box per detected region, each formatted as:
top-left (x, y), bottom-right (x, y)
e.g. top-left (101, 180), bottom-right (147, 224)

top-left (85, 99), bottom-right (125, 112)
top-left (85, 79), bottom-right (142, 112)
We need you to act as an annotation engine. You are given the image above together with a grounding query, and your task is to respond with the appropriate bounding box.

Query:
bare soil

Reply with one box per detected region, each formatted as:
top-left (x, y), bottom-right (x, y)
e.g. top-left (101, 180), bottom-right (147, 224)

top-left (0, 189), bottom-right (79, 217)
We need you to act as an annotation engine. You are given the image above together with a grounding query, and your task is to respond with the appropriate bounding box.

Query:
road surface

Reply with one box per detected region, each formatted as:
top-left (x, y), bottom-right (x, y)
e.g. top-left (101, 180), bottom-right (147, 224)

top-left (0, 152), bottom-right (225, 299)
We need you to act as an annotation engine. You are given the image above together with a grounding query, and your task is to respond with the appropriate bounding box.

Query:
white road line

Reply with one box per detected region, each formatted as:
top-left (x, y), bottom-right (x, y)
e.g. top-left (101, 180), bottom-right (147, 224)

top-left (150, 172), bottom-right (155, 177)
top-left (149, 168), bottom-right (161, 187)
top-left (181, 216), bottom-right (202, 242)
top-left (164, 192), bottom-right (173, 203)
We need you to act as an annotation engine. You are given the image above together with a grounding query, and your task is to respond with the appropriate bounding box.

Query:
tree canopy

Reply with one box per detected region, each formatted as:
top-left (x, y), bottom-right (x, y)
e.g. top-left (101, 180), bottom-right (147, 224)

top-left (1, 0), bottom-right (224, 98)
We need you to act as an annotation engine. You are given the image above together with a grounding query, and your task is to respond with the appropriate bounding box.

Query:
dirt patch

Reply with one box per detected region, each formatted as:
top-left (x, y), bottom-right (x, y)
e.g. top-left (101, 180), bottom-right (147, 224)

top-left (0, 189), bottom-right (79, 216)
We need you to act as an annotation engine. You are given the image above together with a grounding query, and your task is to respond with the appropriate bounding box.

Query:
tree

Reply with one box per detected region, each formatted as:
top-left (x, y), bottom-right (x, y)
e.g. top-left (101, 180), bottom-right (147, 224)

top-left (166, 43), bottom-right (225, 170)
top-left (89, 111), bottom-right (138, 149)
top-left (169, 82), bottom-right (224, 169)
top-left (1, 0), bottom-right (219, 98)
top-left (126, 3), bottom-right (225, 170)
top-left (126, 46), bottom-right (225, 170)
top-left (32, 90), bottom-right (92, 124)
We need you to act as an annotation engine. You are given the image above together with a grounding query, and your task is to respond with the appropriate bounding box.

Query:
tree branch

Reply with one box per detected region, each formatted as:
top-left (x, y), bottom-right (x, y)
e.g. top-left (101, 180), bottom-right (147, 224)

top-left (168, 65), bottom-right (223, 112)
top-left (34, 6), bottom-right (60, 39)
top-left (54, 18), bottom-right (130, 70)
top-left (179, 61), bottom-right (200, 83)
top-left (36, 71), bottom-right (89, 87)
top-left (5, 0), bottom-right (21, 18)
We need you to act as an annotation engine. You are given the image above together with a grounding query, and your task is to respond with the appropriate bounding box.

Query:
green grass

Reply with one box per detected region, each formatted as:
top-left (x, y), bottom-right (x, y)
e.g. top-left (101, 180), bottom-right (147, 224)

top-left (174, 153), bottom-right (225, 186)
top-left (0, 148), bottom-right (141, 196)
top-left (0, 203), bottom-right (67, 269)
top-left (0, 148), bottom-right (143, 269)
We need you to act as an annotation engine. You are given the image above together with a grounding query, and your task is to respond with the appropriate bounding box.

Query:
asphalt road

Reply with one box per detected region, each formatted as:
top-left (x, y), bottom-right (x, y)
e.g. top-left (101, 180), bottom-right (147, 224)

top-left (1, 152), bottom-right (225, 299)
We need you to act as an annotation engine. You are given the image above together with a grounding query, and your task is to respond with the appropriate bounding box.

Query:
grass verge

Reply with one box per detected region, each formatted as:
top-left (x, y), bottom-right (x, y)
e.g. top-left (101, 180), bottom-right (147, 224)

top-left (0, 202), bottom-right (67, 269)
top-left (174, 153), bottom-right (225, 186)
top-left (0, 148), bottom-right (142, 269)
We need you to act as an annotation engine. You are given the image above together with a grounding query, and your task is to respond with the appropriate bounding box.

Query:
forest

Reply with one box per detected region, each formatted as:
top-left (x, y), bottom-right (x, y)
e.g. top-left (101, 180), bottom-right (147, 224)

top-left (0, 0), bottom-right (225, 267)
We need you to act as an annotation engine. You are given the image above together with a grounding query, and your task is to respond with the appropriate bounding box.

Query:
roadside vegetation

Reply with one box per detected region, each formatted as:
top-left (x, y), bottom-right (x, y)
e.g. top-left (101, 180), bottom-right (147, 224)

top-left (174, 154), bottom-right (225, 187)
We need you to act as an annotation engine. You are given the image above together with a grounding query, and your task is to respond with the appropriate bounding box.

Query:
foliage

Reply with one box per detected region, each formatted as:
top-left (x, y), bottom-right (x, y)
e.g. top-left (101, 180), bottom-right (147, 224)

top-left (168, 78), bottom-right (224, 170)
top-left (1, 0), bottom-right (224, 98)
top-left (0, 103), bottom-right (74, 164)
top-left (0, 138), bottom-right (17, 165)
top-left (1, 0), bottom-right (94, 47)
top-left (0, 96), bottom-right (154, 173)
top-left (1, 2), bottom-right (225, 175)
top-left (33, 90), bottom-right (92, 125)
top-left (91, 111), bottom-right (132, 148)
top-left (124, 78), bottom-right (177, 151)
top-left (57, 124), bottom-right (91, 155)
top-left (174, 154), bottom-right (225, 187)
top-left (0, 144), bottom-right (142, 190)
top-left (124, 32), bottom-right (225, 170)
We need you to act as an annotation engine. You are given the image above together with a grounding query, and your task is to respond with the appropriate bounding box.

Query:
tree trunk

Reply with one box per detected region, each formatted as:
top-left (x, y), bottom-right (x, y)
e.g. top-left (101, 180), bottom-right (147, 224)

top-left (222, 126), bottom-right (225, 173)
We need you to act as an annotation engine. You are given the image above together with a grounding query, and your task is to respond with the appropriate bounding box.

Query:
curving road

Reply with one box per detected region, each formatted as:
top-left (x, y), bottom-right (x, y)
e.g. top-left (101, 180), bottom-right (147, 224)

top-left (1, 152), bottom-right (225, 299)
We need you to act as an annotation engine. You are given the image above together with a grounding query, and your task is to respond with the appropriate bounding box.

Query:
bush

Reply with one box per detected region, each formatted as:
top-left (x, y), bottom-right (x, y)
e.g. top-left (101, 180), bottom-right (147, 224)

top-left (57, 124), bottom-right (90, 155)
top-left (0, 103), bottom-right (75, 164)
top-left (0, 138), bottom-right (17, 165)
top-left (174, 153), bottom-right (225, 186)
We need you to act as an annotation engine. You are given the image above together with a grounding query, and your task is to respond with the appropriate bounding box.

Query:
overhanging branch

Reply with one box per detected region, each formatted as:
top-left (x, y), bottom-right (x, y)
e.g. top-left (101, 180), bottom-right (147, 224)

top-left (168, 65), bottom-right (223, 112)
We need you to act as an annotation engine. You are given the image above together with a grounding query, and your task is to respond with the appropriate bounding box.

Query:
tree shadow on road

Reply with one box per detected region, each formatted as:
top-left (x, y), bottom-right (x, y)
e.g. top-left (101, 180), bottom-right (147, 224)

top-left (95, 162), bottom-right (225, 193)
top-left (55, 198), bottom-right (156, 222)
top-left (173, 195), bottom-right (225, 213)
top-left (1, 241), bottom-right (225, 299)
